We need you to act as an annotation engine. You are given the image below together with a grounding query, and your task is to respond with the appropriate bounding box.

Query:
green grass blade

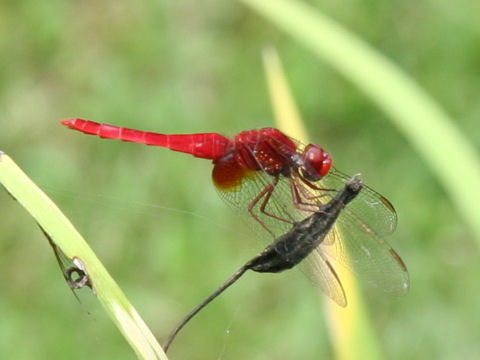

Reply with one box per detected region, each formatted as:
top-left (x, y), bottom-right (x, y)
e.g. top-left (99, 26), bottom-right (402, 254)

top-left (240, 0), bottom-right (480, 242)
top-left (0, 151), bottom-right (167, 360)
top-left (263, 47), bottom-right (382, 360)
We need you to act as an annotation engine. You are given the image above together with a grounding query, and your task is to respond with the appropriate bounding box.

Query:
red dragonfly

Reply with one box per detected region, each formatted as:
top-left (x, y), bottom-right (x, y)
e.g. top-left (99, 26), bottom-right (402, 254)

top-left (61, 118), bottom-right (409, 306)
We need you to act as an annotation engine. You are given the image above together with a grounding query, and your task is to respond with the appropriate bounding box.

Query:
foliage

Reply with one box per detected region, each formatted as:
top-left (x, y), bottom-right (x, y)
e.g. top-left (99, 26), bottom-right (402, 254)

top-left (1, 0), bottom-right (479, 359)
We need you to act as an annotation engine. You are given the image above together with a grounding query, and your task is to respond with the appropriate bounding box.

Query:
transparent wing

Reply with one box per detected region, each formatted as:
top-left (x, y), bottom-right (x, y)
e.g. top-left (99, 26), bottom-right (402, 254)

top-left (319, 209), bottom-right (409, 296)
top-left (284, 137), bottom-right (397, 235)
top-left (213, 141), bottom-right (408, 302)
top-left (321, 168), bottom-right (397, 236)
top-left (300, 232), bottom-right (348, 307)
top-left (215, 165), bottom-right (308, 240)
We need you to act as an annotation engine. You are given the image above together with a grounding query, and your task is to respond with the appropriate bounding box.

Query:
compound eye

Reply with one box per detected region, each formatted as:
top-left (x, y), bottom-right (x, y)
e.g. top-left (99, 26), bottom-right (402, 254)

top-left (301, 144), bottom-right (332, 181)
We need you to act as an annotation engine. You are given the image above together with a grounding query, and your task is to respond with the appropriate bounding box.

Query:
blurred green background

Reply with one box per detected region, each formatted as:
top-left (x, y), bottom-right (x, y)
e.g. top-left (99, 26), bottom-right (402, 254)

top-left (1, 0), bottom-right (479, 359)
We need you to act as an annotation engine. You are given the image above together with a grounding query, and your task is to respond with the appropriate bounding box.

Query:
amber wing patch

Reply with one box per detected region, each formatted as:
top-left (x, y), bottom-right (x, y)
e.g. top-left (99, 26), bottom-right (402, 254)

top-left (212, 158), bottom-right (255, 190)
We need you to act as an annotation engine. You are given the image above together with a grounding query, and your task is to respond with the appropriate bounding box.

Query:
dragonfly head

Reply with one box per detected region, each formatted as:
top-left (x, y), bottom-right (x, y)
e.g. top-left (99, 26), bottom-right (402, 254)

top-left (300, 144), bottom-right (332, 181)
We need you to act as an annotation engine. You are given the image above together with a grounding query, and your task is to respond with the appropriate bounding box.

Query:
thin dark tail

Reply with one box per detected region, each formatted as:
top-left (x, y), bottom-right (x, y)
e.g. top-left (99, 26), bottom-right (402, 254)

top-left (163, 265), bottom-right (250, 352)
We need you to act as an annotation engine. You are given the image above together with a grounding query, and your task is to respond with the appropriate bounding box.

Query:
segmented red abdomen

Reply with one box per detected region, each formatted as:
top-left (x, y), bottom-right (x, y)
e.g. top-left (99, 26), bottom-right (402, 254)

top-left (61, 119), bottom-right (233, 160)
top-left (233, 128), bottom-right (298, 175)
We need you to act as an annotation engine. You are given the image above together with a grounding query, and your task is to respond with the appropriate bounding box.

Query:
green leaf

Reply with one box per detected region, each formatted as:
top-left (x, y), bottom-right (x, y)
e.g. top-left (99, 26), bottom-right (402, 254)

top-left (0, 151), bottom-right (167, 360)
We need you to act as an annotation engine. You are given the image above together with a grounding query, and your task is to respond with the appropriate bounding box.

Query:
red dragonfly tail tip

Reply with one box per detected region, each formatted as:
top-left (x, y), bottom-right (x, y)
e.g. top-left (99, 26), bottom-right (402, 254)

top-left (61, 118), bottom-right (75, 126)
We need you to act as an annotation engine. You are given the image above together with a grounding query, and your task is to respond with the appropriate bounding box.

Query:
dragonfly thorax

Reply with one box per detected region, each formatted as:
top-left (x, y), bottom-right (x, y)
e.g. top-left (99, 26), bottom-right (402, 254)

top-left (232, 128), bottom-right (298, 176)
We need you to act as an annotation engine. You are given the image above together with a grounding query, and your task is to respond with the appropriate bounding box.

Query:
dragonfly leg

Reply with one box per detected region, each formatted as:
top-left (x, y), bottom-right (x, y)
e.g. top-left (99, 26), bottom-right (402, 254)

top-left (297, 171), bottom-right (337, 199)
top-left (287, 171), bottom-right (338, 212)
top-left (290, 180), bottom-right (321, 212)
top-left (248, 176), bottom-right (294, 236)
top-left (290, 172), bottom-right (342, 213)
top-left (258, 178), bottom-right (295, 224)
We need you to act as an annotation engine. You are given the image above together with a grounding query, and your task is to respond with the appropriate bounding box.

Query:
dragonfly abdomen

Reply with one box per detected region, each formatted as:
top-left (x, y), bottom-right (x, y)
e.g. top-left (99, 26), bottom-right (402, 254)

top-left (61, 119), bottom-right (233, 159)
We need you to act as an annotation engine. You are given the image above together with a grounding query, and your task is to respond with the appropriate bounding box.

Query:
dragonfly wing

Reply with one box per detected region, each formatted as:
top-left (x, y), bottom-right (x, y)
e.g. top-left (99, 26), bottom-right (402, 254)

top-left (300, 230), bottom-right (347, 307)
top-left (214, 162), bottom-right (310, 240)
top-left (319, 209), bottom-right (409, 296)
top-left (213, 143), bottom-right (407, 298)
top-left (321, 168), bottom-right (398, 236)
